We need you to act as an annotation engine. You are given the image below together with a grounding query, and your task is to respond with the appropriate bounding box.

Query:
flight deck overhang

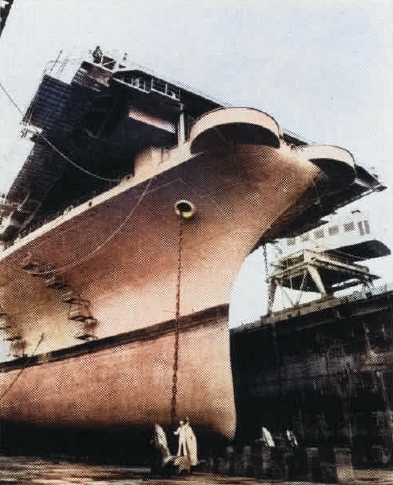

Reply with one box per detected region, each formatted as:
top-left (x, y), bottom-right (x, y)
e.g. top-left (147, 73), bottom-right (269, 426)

top-left (0, 51), bottom-right (388, 246)
top-left (256, 160), bottom-right (384, 244)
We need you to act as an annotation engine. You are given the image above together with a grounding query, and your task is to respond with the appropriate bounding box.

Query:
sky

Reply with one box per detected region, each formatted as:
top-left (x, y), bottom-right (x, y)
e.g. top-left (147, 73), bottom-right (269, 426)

top-left (0, 0), bottom-right (392, 327)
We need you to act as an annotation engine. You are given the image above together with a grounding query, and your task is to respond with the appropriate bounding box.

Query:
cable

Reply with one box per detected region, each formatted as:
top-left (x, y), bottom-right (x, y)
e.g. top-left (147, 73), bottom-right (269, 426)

top-left (22, 174), bottom-right (230, 276)
top-left (24, 174), bottom-right (155, 276)
top-left (0, 81), bottom-right (120, 183)
top-left (39, 135), bottom-right (120, 183)
top-left (0, 81), bottom-right (24, 116)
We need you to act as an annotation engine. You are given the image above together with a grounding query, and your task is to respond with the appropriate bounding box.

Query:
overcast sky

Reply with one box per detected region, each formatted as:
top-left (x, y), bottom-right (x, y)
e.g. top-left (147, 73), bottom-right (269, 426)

top-left (0, 0), bottom-right (392, 326)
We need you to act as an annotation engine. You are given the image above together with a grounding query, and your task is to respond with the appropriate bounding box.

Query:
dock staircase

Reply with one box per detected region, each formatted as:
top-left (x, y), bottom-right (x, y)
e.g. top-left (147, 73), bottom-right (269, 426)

top-left (20, 256), bottom-right (97, 341)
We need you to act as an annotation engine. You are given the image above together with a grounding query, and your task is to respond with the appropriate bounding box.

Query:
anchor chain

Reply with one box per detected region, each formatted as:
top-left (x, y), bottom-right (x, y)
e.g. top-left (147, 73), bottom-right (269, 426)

top-left (262, 243), bottom-right (269, 282)
top-left (263, 243), bottom-right (275, 313)
top-left (171, 215), bottom-right (183, 424)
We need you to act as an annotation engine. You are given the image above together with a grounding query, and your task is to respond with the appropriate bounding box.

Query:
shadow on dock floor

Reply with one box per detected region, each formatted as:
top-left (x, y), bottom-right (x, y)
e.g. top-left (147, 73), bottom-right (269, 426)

top-left (0, 456), bottom-right (392, 484)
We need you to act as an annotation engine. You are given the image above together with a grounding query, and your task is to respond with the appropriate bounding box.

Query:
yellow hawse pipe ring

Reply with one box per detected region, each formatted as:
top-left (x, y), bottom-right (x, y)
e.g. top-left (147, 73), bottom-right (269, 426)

top-left (174, 200), bottom-right (196, 219)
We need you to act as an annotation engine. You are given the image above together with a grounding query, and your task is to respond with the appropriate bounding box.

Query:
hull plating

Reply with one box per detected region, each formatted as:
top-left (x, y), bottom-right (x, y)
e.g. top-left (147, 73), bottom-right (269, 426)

top-left (0, 107), bottom-right (356, 443)
top-left (0, 306), bottom-right (235, 440)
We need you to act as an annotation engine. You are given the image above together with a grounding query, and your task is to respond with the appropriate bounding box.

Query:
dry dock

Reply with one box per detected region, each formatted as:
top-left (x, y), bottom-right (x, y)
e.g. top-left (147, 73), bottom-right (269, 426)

top-left (0, 456), bottom-right (392, 485)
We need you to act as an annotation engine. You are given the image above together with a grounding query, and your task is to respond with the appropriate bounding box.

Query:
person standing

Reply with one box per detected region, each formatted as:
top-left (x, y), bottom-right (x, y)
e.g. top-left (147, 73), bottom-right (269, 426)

top-left (184, 417), bottom-right (198, 466)
top-left (92, 45), bottom-right (103, 63)
top-left (174, 420), bottom-right (186, 457)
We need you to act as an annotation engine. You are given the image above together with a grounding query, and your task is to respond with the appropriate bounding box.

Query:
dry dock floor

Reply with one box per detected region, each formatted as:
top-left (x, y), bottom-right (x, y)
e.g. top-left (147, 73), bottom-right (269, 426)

top-left (0, 456), bottom-right (392, 485)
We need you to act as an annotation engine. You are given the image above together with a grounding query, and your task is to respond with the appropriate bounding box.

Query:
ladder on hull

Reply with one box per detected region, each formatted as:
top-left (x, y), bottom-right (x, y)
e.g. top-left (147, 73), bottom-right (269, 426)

top-left (62, 291), bottom-right (97, 340)
top-left (20, 256), bottom-right (97, 341)
top-left (0, 305), bottom-right (25, 357)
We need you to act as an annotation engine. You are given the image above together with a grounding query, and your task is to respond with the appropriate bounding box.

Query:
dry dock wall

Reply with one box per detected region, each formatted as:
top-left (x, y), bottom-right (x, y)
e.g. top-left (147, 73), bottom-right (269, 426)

top-left (230, 284), bottom-right (393, 468)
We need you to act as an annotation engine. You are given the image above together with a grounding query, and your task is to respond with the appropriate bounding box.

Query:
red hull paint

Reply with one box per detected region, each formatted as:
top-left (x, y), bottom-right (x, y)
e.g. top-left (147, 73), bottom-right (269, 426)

top-left (0, 107), bottom-right (358, 442)
top-left (0, 306), bottom-right (236, 439)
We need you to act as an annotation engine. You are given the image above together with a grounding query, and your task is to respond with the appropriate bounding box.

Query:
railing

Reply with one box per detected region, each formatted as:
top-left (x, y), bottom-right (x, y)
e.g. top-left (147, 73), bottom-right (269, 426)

top-left (114, 73), bottom-right (181, 101)
top-left (7, 183), bottom-right (121, 247)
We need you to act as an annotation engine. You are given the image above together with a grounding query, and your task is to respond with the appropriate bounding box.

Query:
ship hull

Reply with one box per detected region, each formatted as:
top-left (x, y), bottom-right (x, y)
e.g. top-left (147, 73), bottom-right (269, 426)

top-left (0, 107), bottom-right (358, 448)
top-left (0, 142), bottom-right (323, 353)
top-left (0, 305), bottom-right (235, 453)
